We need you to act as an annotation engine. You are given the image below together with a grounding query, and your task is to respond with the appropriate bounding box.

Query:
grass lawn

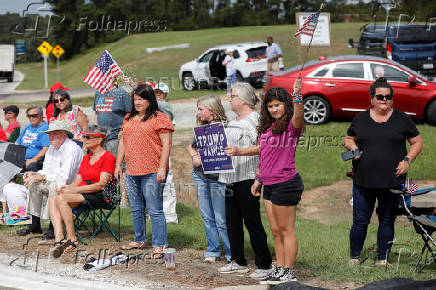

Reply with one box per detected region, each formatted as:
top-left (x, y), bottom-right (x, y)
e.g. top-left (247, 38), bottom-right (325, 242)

top-left (16, 23), bottom-right (364, 100)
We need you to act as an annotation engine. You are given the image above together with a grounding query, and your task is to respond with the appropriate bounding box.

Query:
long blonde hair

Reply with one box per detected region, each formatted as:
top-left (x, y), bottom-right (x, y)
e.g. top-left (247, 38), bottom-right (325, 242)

top-left (196, 95), bottom-right (228, 125)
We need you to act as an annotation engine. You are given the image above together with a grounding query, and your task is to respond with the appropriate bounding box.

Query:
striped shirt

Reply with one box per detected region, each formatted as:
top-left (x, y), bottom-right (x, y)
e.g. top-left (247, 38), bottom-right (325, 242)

top-left (219, 111), bottom-right (259, 184)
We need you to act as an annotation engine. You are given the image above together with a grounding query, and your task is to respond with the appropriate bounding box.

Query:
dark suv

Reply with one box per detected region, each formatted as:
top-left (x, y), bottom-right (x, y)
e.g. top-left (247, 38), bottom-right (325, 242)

top-left (355, 24), bottom-right (436, 75)
top-left (356, 24), bottom-right (386, 57)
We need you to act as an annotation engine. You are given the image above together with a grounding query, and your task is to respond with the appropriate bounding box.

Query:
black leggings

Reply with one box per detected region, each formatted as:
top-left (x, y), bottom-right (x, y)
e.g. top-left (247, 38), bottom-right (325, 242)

top-left (225, 179), bottom-right (272, 269)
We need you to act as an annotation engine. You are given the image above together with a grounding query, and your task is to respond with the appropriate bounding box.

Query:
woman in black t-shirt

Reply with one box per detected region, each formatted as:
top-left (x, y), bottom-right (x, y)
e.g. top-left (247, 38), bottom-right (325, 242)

top-left (343, 77), bottom-right (423, 266)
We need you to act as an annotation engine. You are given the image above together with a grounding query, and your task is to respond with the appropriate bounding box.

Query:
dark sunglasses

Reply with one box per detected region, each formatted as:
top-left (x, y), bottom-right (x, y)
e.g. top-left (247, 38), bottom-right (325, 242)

top-left (27, 114), bottom-right (39, 118)
top-left (54, 96), bottom-right (66, 103)
top-left (375, 94), bottom-right (393, 101)
top-left (82, 135), bottom-right (98, 140)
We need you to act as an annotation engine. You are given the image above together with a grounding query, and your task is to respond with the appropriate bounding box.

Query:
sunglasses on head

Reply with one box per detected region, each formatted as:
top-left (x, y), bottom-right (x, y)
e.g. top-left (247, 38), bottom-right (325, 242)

top-left (27, 114), bottom-right (39, 118)
top-left (54, 96), bottom-right (66, 103)
top-left (375, 94), bottom-right (393, 101)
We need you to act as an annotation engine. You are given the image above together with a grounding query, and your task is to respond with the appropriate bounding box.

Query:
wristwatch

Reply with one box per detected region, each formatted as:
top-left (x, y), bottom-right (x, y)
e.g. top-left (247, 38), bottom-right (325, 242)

top-left (403, 156), bottom-right (411, 164)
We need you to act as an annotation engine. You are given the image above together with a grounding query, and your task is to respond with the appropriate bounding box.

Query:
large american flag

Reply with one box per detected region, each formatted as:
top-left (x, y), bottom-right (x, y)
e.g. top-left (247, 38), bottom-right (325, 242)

top-left (295, 9), bottom-right (321, 38)
top-left (83, 50), bottom-right (122, 94)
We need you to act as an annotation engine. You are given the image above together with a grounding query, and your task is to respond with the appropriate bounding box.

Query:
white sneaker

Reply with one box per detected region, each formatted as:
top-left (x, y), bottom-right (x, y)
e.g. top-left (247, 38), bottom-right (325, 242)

top-left (280, 268), bottom-right (297, 282)
top-left (219, 261), bottom-right (249, 274)
top-left (249, 265), bottom-right (274, 279)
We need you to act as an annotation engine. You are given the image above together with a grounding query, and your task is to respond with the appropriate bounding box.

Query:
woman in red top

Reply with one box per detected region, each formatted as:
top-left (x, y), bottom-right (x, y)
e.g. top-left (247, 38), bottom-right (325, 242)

top-left (46, 82), bottom-right (69, 123)
top-left (48, 126), bottom-right (116, 257)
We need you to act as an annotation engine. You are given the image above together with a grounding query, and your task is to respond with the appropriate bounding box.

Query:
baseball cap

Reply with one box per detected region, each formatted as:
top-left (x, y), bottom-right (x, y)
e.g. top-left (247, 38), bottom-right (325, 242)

top-left (3, 105), bottom-right (19, 115)
top-left (50, 82), bottom-right (69, 94)
top-left (154, 83), bottom-right (169, 95)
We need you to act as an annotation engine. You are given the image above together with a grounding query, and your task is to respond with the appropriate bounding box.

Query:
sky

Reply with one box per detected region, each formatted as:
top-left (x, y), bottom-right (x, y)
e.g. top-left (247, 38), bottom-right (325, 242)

top-left (0, 0), bottom-right (53, 15)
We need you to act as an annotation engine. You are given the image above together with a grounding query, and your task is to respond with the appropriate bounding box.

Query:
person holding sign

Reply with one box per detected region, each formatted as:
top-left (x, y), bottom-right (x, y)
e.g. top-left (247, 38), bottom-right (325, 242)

top-left (187, 95), bottom-right (231, 263)
top-left (226, 77), bottom-right (304, 284)
top-left (218, 82), bottom-right (273, 279)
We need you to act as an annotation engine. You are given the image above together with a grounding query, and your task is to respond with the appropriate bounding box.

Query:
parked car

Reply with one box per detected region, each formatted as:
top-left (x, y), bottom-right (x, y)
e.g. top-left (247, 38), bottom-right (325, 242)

top-left (386, 24), bottom-right (436, 75)
top-left (354, 24), bottom-right (436, 75)
top-left (356, 24), bottom-right (386, 57)
top-left (179, 42), bottom-right (284, 91)
top-left (263, 55), bottom-right (436, 125)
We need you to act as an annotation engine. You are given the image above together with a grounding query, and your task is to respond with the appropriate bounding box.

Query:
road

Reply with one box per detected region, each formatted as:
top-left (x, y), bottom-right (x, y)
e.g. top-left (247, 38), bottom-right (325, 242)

top-left (0, 71), bottom-right (24, 94)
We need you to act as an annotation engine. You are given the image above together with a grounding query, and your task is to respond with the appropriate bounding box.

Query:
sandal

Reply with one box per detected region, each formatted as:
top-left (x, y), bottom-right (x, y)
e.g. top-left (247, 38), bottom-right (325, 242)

top-left (120, 242), bottom-right (147, 250)
top-left (50, 239), bottom-right (70, 258)
top-left (151, 246), bottom-right (164, 259)
top-left (63, 240), bottom-right (79, 254)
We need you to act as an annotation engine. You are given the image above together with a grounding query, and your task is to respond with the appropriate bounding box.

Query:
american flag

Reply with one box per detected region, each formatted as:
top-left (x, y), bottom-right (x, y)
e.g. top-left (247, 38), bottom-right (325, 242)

top-left (295, 9), bottom-right (321, 38)
top-left (83, 50), bottom-right (122, 94)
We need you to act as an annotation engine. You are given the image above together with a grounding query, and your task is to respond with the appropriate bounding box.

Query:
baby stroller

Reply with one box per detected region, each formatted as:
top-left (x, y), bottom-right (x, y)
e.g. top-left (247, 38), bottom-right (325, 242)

top-left (391, 180), bottom-right (436, 273)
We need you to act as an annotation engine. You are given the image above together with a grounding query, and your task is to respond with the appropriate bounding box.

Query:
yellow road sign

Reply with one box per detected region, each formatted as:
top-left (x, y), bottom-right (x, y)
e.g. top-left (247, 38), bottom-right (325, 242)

top-left (52, 45), bottom-right (65, 58)
top-left (37, 41), bottom-right (53, 55)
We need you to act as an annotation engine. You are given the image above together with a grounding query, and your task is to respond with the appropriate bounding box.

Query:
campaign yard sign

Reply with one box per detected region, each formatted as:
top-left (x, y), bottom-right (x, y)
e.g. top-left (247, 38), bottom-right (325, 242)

top-left (193, 122), bottom-right (234, 174)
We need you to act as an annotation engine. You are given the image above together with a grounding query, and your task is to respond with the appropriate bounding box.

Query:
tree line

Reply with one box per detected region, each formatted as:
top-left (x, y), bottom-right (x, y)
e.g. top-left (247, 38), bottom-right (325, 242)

top-left (0, 0), bottom-right (435, 62)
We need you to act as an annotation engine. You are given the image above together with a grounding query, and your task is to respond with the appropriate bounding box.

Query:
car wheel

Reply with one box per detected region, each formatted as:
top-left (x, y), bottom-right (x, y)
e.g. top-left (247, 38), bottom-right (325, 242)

top-left (303, 95), bottom-right (331, 125)
top-left (182, 72), bottom-right (197, 91)
top-left (426, 100), bottom-right (436, 126)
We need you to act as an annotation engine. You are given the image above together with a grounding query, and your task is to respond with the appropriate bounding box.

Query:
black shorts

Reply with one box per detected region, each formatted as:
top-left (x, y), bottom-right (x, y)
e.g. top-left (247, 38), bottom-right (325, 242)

top-left (263, 174), bottom-right (304, 206)
top-left (81, 193), bottom-right (106, 207)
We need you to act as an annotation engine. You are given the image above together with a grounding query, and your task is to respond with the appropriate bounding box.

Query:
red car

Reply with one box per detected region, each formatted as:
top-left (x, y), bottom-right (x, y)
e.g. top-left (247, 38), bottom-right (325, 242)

top-left (263, 55), bottom-right (436, 125)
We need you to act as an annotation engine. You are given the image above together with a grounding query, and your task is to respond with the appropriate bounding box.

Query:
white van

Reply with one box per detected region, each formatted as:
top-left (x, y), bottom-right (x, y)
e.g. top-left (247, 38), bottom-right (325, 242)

top-left (179, 42), bottom-right (284, 90)
top-left (0, 45), bottom-right (15, 82)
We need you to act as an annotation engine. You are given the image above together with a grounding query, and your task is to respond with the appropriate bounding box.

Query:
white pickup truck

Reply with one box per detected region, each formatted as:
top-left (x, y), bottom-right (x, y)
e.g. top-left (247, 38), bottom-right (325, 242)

top-left (0, 45), bottom-right (15, 82)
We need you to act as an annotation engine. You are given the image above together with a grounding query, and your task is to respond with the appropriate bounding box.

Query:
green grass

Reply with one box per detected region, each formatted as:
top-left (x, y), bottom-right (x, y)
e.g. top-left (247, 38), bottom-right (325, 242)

top-left (16, 23), bottom-right (364, 100)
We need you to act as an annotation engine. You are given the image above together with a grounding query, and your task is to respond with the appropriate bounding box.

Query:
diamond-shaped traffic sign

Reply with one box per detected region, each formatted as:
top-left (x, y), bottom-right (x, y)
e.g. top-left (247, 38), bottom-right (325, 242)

top-left (37, 41), bottom-right (53, 55)
top-left (52, 45), bottom-right (65, 58)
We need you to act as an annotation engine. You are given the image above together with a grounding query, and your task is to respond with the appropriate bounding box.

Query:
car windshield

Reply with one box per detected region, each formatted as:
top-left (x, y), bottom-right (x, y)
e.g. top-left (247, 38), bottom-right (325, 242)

top-left (246, 46), bottom-right (266, 58)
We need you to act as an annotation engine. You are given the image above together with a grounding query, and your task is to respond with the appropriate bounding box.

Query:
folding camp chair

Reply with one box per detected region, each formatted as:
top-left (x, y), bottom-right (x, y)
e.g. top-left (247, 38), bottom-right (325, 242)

top-left (73, 178), bottom-right (121, 245)
top-left (392, 186), bottom-right (436, 273)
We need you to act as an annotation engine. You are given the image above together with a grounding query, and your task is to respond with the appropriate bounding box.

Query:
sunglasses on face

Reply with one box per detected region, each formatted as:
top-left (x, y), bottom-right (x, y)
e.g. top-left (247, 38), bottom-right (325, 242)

top-left (54, 96), bottom-right (66, 103)
top-left (375, 94), bottom-right (393, 101)
top-left (27, 114), bottom-right (39, 118)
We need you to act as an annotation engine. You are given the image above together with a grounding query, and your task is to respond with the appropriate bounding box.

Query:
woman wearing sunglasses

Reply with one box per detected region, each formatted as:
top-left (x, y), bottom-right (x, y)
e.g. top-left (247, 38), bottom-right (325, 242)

top-left (344, 77), bottom-right (423, 266)
top-left (50, 89), bottom-right (88, 145)
top-left (48, 126), bottom-right (116, 257)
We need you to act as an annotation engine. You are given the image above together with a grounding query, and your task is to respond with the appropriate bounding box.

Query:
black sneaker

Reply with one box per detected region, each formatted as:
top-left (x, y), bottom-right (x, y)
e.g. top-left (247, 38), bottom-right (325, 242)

top-left (259, 266), bottom-right (285, 285)
top-left (280, 268), bottom-right (297, 282)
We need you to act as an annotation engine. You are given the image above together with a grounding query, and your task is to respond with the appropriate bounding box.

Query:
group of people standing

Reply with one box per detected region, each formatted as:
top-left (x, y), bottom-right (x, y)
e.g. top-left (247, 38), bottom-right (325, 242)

top-left (0, 71), bottom-right (423, 284)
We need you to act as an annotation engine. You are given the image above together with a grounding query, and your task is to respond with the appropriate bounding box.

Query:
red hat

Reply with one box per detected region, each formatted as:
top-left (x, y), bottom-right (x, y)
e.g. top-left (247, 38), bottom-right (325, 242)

top-left (50, 82), bottom-right (69, 94)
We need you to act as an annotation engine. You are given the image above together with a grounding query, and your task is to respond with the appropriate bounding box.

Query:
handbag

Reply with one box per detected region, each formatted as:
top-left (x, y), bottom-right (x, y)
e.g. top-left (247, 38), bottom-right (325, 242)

top-left (84, 178), bottom-right (118, 204)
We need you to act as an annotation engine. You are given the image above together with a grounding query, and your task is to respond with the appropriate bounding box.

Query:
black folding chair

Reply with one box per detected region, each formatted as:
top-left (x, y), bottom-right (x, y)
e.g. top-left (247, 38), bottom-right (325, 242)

top-left (392, 186), bottom-right (436, 272)
top-left (73, 178), bottom-right (121, 245)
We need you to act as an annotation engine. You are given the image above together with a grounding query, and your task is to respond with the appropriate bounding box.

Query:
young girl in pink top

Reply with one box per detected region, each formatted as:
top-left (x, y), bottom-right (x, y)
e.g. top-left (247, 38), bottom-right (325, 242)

top-left (225, 77), bottom-right (304, 284)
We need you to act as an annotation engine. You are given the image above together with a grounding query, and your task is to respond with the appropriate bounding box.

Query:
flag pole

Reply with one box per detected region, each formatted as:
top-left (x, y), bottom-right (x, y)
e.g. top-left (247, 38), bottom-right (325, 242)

top-left (299, 2), bottom-right (325, 77)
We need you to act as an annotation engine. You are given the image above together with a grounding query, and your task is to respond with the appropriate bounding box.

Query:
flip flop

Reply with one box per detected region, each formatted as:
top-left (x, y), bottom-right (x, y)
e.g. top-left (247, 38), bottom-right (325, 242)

top-left (50, 239), bottom-right (71, 258)
top-left (63, 240), bottom-right (79, 254)
top-left (120, 242), bottom-right (147, 250)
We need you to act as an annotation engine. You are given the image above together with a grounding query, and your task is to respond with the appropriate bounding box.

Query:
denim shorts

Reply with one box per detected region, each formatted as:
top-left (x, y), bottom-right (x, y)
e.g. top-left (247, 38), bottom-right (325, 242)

top-left (263, 174), bottom-right (304, 206)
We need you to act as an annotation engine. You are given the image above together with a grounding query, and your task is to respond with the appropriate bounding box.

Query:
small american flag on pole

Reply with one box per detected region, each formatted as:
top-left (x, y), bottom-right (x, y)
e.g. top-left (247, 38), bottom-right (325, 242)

top-left (295, 9), bottom-right (321, 38)
top-left (83, 50), bottom-right (122, 94)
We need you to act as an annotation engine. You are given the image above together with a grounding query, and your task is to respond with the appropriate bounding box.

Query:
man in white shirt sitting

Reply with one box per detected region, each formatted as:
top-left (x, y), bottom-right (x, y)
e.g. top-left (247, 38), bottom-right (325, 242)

top-left (16, 121), bottom-right (83, 238)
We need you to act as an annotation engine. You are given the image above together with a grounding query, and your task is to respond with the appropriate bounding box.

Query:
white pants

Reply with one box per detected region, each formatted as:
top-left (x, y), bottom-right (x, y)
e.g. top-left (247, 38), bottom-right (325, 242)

top-left (163, 160), bottom-right (178, 223)
top-left (26, 181), bottom-right (56, 220)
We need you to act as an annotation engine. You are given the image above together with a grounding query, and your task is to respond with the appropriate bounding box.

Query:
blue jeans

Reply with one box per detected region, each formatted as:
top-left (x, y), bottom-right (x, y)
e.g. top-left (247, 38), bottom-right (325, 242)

top-left (227, 72), bottom-right (237, 96)
top-left (193, 170), bottom-right (231, 261)
top-left (126, 173), bottom-right (168, 247)
top-left (350, 183), bottom-right (399, 260)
